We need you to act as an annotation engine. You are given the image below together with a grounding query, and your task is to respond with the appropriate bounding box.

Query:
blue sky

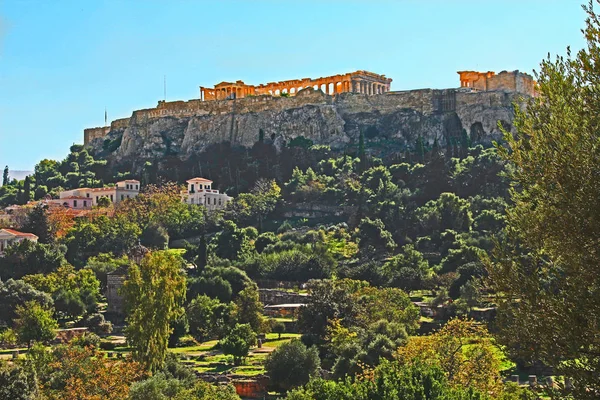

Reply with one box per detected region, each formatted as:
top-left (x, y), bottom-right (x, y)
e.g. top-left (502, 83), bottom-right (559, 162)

top-left (0, 1), bottom-right (587, 171)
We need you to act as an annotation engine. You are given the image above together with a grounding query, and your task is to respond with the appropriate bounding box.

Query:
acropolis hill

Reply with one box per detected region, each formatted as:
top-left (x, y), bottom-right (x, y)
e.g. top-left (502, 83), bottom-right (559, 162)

top-left (84, 69), bottom-right (535, 165)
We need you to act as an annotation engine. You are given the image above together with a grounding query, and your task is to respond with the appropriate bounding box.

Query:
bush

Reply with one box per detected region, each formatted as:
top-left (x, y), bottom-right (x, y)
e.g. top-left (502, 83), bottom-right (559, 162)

top-left (271, 321), bottom-right (286, 339)
top-left (82, 313), bottom-right (113, 336)
top-left (99, 340), bottom-right (117, 350)
top-left (277, 221), bottom-right (293, 234)
top-left (141, 223), bottom-right (170, 250)
top-left (175, 335), bottom-right (199, 348)
top-left (265, 339), bottom-right (320, 392)
top-left (0, 329), bottom-right (17, 348)
top-left (71, 332), bottom-right (101, 348)
top-left (220, 323), bottom-right (256, 365)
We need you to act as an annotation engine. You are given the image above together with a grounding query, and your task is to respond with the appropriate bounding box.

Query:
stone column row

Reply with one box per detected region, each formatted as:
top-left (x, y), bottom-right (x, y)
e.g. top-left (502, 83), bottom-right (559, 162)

top-left (351, 80), bottom-right (389, 95)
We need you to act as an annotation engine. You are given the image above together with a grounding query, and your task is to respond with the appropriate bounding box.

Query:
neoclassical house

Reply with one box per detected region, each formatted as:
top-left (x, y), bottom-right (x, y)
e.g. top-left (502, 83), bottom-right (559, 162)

top-left (0, 228), bottom-right (38, 256)
top-left (181, 178), bottom-right (232, 210)
top-left (50, 180), bottom-right (141, 209)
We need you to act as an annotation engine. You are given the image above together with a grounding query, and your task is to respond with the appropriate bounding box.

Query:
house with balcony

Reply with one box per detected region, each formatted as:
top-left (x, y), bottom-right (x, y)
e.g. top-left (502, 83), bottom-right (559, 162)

top-left (181, 178), bottom-right (232, 210)
top-left (0, 229), bottom-right (39, 256)
top-left (50, 180), bottom-right (141, 209)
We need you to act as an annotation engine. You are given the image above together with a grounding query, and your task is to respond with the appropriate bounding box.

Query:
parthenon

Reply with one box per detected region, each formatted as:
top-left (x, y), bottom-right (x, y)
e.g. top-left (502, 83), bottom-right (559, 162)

top-left (199, 70), bottom-right (392, 101)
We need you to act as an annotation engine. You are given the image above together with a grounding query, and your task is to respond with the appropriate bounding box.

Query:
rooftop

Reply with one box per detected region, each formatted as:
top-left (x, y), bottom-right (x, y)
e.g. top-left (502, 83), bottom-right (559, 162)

top-left (186, 177), bottom-right (213, 183)
top-left (0, 228), bottom-right (39, 239)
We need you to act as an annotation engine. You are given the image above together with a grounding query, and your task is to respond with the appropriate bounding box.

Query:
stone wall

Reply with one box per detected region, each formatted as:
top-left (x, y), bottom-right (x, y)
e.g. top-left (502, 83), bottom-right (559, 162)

top-left (258, 289), bottom-right (308, 305)
top-left (84, 126), bottom-right (110, 146)
top-left (111, 117), bottom-right (130, 130)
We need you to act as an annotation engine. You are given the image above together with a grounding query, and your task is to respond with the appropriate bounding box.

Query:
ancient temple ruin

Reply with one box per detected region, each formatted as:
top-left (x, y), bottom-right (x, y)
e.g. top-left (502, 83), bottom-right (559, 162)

top-left (199, 70), bottom-right (392, 101)
top-left (457, 70), bottom-right (536, 97)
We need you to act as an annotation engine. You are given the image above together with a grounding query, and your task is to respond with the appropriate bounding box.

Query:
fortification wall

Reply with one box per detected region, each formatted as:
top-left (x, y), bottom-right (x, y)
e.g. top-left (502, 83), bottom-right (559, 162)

top-left (111, 118), bottom-right (130, 130)
top-left (84, 127), bottom-right (110, 145)
top-left (131, 88), bottom-right (333, 123)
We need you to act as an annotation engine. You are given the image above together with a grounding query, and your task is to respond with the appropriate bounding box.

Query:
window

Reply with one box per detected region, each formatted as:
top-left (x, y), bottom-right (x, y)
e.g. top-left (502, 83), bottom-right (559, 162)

top-left (96, 196), bottom-right (98, 201)
top-left (74, 200), bottom-right (78, 207)
top-left (83, 201), bottom-right (87, 207)
top-left (86, 193), bottom-right (90, 198)
top-left (190, 184), bottom-right (195, 194)
top-left (218, 198), bottom-right (222, 205)
top-left (190, 197), bottom-right (194, 204)
top-left (127, 195), bottom-right (130, 198)
top-left (110, 195), bottom-right (114, 201)
top-left (135, 185), bottom-right (138, 190)
top-left (121, 195), bottom-right (124, 201)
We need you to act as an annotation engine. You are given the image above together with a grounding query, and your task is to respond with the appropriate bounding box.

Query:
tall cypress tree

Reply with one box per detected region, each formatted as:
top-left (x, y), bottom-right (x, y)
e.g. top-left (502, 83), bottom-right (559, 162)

top-left (23, 176), bottom-right (31, 204)
top-left (2, 166), bottom-right (8, 186)
top-left (416, 135), bottom-right (425, 163)
top-left (358, 131), bottom-right (366, 172)
top-left (197, 234), bottom-right (207, 271)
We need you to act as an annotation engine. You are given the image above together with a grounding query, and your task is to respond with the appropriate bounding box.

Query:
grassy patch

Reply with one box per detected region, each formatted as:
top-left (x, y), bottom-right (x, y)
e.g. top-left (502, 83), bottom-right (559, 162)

top-left (0, 348), bottom-right (27, 355)
top-left (169, 340), bottom-right (218, 354)
top-left (265, 333), bottom-right (300, 341)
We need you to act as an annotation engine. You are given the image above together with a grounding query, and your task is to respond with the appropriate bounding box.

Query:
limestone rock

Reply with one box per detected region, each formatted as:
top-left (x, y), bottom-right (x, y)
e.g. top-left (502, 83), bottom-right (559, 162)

top-left (87, 87), bottom-right (523, 165)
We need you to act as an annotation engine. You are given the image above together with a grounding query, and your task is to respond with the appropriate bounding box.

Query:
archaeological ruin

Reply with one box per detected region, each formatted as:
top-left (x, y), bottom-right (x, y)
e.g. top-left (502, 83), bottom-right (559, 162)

top-left (199, 70), bottom-right (392, 101)
top-left (83, 69), bottom-right (537, 158)
top-left (458, 70), bottom-right (536, 97)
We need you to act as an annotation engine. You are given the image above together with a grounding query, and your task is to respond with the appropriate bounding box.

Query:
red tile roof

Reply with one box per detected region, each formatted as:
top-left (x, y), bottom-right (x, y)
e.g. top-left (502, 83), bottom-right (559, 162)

top-left (0, 229), bottom-right (39, 239)
top-left (186, 177), bottom-right (213, 183)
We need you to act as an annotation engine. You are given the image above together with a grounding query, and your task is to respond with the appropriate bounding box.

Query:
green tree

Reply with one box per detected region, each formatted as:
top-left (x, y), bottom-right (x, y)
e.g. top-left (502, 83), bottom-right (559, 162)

top-left (21, 203), bottom-right (52, 243)
top-left (2, 166), bottom-right (8, 187)
top-left (220, 323), bottom-right (256, 365)
top-left (14, 300), bottom-right (58, 348)
top-left (298, 279), bottom-right (365, 340)
top-left (132, 374), bottom-right (241, 400)
top-left (211, 220), bottom-right (254, 261)
top-left (140, 222), bottom-right (169, 250)
top-left (22, 176), bottom-right (31, 204)
top-left (357, 218), bottom-right (396, 255)
top-left (265, 339), bottom-right (320, 392)
top-left (187, 294), bottom-right (235, 341)
top-left (286, 361), bottom-right (491, 400)
top-left (234, 282), bottom-right (266, 333)
top-left (358, 130), bottom-right (366, 172)
top-left (0, 240), bottom-right (65, 279)
top-left (96, 196), bottom-right (111, 207)
top-left (382, 244), bottom-right (431, 291)
top-left (0, 279), bottom-right (53, 326)
top-left (0, 363), bottom-right (39, 400)
top-left (271, 321), bottom-right (286, 339)
top-left (487, 4), bottom-right (600, 397)
top-left (123, 251), bottom-right (187, 371)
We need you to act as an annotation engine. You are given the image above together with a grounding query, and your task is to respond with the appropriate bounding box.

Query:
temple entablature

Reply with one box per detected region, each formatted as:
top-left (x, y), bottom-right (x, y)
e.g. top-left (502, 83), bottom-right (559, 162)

top-left (200, 70), bottom-right (392, 101)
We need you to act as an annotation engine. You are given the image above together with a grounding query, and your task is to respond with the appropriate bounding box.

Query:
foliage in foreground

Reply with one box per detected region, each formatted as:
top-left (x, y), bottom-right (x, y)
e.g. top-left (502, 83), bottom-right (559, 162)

top-left (124, 251), bottom-right (187, 371)
top-left (487, 2), bottom-right (600, 397)
top-left (286, 360), bottom-right (533, 400)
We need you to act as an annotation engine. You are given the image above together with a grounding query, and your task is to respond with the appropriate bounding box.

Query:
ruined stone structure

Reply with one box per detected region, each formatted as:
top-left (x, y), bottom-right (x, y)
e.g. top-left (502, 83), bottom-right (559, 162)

top-left (458, 70), bottom-right (536, 97)
top-left (200, 70), bottom-right (392, 101)
top-left (82, 69), bottom-right (535, 169)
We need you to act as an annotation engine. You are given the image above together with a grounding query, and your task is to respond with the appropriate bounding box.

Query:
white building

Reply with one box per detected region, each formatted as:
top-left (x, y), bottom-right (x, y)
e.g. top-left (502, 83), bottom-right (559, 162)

top-left (181, 177), bottom-right (232, 210)
top-left (50, 180), bottom-right (141, 209)
top-left (0, 229), bottom-right (39, 256)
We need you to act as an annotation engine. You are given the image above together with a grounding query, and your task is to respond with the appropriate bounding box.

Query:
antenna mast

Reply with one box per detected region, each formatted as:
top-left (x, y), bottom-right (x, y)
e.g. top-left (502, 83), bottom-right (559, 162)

top-left (104, 107), bottom-right (107, 127)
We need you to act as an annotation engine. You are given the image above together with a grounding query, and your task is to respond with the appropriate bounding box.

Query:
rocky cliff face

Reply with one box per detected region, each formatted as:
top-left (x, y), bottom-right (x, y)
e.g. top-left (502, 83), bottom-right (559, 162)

top-left (87, 87), bottom-right (521, 163)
